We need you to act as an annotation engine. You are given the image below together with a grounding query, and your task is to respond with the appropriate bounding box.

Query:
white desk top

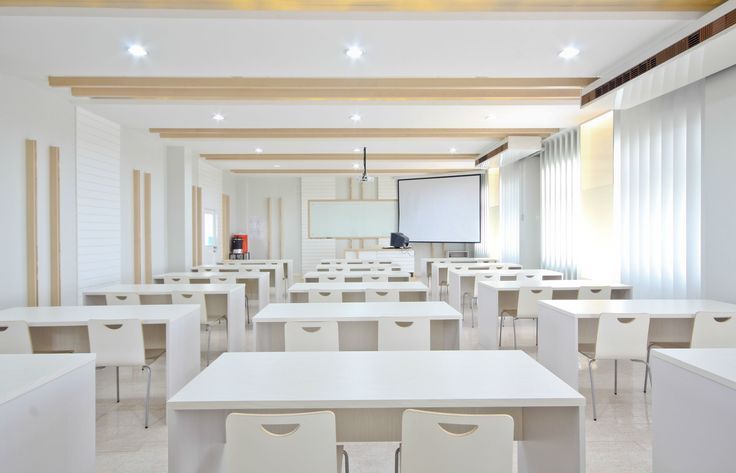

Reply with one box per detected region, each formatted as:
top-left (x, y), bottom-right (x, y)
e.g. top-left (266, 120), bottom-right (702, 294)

top-left (197, 264), bottom-right (277, 270)
top-left (155, 272), bottom-right (267, 280)
top-left (303, 271), bottom-right (411, 278)
top-left (168, 351), bottom-right (584, 410)
top-left (83, 283), bottom-right (241, 295)
top-left (0, 354), bottom-right (96, 405)
top-left (539, 299), bottom-right (736, 319)
top-left (0, 304), bottom-right (200, 325)
top-left (422, 257), bottom-right (496, 263)
top-left (652, 348), bottom-right (736, 391)
top-left (289, 282), bottom-right (428, 293)
top-left (481, 280), bottom-right (632, 292)
top-left (450, 269), bottom-right (563, 277)
top-left (254, 302), bottom-right (461, 322)
top-left (222, 259), bottom-right (292, 264)
top-left (433, 262), bottom-right (516, 269)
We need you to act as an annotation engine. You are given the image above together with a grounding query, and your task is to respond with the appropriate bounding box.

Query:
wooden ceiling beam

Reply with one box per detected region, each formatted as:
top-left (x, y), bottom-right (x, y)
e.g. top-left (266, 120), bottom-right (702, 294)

top-left (151, 128), bottom-right (558, 139)
top-left (202, 153), bottom-right (477, 161)
top-left (230, 169), bottom-right (466, 174)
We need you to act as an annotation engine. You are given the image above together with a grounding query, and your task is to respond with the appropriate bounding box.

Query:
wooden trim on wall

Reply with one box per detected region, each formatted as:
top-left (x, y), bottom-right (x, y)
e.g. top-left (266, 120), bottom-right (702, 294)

top-left (26, 139), bottom-right (38, 307)
top-left (221, 194), bottom-right (230, 258)
top-left (278, 197), bottom-right (283, 258)
top-left (266, 197), bottom-right (272, 259)
top-left (192, 185), bottom-right (198, 266)
top-left (144, 172), bottom-right (152, 283)
top-left (133, 170), bottom-right (141, 283)
top-left (49, 146), bottom-right (61, 306)
top-left (196, 186), bottom-right (203, 265)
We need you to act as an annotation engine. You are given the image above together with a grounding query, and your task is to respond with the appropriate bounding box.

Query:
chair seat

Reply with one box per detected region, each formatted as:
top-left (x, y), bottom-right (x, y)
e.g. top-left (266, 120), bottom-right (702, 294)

top-left (145, 348), bottom-right (166, 364)
top-left (649, 341), bottom-right (690, 349)
top-left (500, 309), bottom-right (517, 317)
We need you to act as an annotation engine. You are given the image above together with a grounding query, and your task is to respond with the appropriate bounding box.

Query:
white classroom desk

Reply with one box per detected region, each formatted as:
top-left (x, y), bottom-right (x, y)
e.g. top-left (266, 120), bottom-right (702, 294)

top-left (314, 263), bottom-right (403, 272)
top-left (221, 259), bottom-right (294, 295)
top-left (448, 269), bottom-right (564, 311)
top-left (303, 270), bottom-right (411, 282)
top-left (0, 305), bottom-right (200, 398)
top-left (536, 299), bottom-right (736, 390)
top-left (83, 283), bottom-right (246, 352)
top-left (477, 280), bottom-right (633, 349)
top-left (651, 348), bottom-right (736, 473)
top-left (168, 351), bottom-right (585, 473)
top-left (320, 258), bottom-right (393, 265)
top-left (420, 257), bottom-right (497, 278)
top-left (288, 281), bottom-right (429, 303)
top-left (0, 354), bottom-right (95, 473)
top-left (153, 271), bottom-right (270, 311)
top-left (430, 262), bottom-right (523, 300)
top-left (253, 301), bottom-right (461, 351)
top-left (194, 264), bottom-right (285, 302)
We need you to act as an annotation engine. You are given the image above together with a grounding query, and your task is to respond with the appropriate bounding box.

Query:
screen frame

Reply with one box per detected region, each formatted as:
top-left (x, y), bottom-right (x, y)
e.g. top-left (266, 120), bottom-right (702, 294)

top-left (396, 173), bottom-right (482, 244)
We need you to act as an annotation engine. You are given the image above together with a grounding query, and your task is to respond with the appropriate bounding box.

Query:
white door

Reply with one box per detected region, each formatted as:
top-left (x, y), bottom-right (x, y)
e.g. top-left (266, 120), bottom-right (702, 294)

top-left (203, 209), bottom-right (219, 265)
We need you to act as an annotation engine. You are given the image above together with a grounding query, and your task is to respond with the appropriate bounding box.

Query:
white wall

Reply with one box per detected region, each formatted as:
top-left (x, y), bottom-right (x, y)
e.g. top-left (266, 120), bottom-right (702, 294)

top-left (702, 65), bottom-right (736, 303)
top-left (165, 146), bottom-right (193, 272)
top-left (519, 155), bottom-right (541, 269)
top-left (0, 73), bottom-right (77, 308)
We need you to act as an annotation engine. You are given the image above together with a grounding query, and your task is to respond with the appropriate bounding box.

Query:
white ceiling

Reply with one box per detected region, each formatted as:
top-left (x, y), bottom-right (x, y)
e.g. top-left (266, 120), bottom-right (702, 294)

top-left (0, 9), bottom-right (703, 172)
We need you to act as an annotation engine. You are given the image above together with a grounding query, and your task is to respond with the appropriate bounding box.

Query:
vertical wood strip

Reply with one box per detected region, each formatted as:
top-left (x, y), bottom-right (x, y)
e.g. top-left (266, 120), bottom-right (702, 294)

top-left (221, 194), bottom-right (230, 259)
top-left (133, 170), bottom-right (141, 283)
top-left (192, 185), bottom-right (198, 266)
top-left (266, 197), bottom-right (272, 259)
top-left (49, 146), bottom-right (61, 306)
top-left (278, 197), bottom-right (283, 258)
top-left (196, 186), bottom-right (203, 265)
top-left (144, 172), bottom-right (152, 283)
top-left (26, 139), bottom-right (38, 307)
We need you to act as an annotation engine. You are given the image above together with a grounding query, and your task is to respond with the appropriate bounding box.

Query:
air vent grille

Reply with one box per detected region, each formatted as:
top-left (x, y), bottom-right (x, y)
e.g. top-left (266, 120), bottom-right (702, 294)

top-left (582, 7), bottom-right (736, 106)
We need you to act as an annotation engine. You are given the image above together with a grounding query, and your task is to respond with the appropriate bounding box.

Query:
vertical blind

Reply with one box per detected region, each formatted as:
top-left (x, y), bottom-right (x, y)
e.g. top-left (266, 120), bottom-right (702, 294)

top-left (499, 161), bottom-right (521, 263)
top-left (540, 129), bottom-right (580, 279)
top-left (617, 82), bottom-right (703, 298)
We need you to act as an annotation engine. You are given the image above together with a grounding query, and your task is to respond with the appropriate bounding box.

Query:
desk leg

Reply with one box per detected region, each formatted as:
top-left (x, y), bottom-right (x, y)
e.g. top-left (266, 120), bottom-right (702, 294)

top-left (477, 285), bottom-right (500, 349)
top-left (226, 287), bottom-right (247, 352)
top-left (448, 272), bottom-right (461, 310)
top-left (258, 277), bottom-right (270, 311)
top-left (166, 310), bottom-right (201, 399)
top-left (537, 305), bottom-right (580, 390)
top-left (169, 410), bottom-right (227, 473)
top-left (519, 406), bottom-right (585, 473)
top-left (430, 319), bottom-right (460, 350)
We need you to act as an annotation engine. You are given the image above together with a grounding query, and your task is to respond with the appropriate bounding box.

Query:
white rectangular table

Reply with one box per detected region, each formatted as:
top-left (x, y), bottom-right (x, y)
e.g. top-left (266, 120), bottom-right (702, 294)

top-left (83, 283), bottom-right (246, 352)
top-left (477, 280), bottom-right (633, 350)
top-left (430, 262), bottom-right (523, 300)
top-left (154, 271), bottom-right (270, 312)
top-left (253, 302), bottom-right (461, 351)
top-left (321, 258), bottom-right (392, 264)
top-left (315, 263), bottom-right (403, 272)
top-left (448, 269), bottom-right (564, 311)
top-left (288, 281), bottom-right (429, 303)
top-left (420, 257), bottom-right (497, 280)
top-left (195, 264), bottom-right (285, 302)
top-left (652, 348), bottom-right (736, 473)
top-left (536, 299), bottom-right (736, 390)
top-left (168, 351), bottom-right (585, 473)
top-left (303, 270), bottom-right (411, 283)
top-left (0, 354), bottom-right (95, 473)
top-left (0, 305), bottom-right (201, 398)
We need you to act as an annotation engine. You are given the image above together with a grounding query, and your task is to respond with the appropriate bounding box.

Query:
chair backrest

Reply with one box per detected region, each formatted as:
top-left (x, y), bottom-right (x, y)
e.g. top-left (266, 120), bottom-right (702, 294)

top-left (307, 290), bottom-right (342, 303)
top-left (578, 286), bottom-right (612, 300)
top-left (516, 287), bottom-right (553, 317)
top-left (400, 410), bottom-right (513, 473)
top-left (87, 319), bottom-right (145, 366)
top-left (378, 319), bottom-right (430, 351)
top-left (0, 320), bottom-right (33, 354)
top-left (374, 266), bottom-right (388, 272)
top-left (201, 268), bottom-right (214, 272)
top-left (239, 268), bottom-right (259, 273)
top-left (225, 411), bottom-right (337, 473)
top-left (284, 321), bottom-right (339, 351)
top-left (172, 291), bottom-right (208, 324)
top-left (318, 275), bottom-right (345, 283)
top-left (210, 275), bottom-right (236, 284)
top-left (515, 273), bottom-right (542, 282)
top-left (594, 313), bottom-right (650, 360)
top-left (105, 293), bottom-right (141, 306)
top-left (164, 275), bottom-right (189, 284)
top-left (474, 274), bottom-right (498, 295)
top-left (219, 268), bottom-right (239, 273)
top-left (690, 312), bottom-right (736, 348)
top-left (365, 289), bottom-right (400, 303)
top-left (363, 274), bottom-right (388, 283)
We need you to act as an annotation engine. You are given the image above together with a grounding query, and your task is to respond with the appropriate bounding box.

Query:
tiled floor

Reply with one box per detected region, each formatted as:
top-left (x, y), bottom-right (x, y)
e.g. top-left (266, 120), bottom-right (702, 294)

top-left (95, 309), bottom-right (653, 473)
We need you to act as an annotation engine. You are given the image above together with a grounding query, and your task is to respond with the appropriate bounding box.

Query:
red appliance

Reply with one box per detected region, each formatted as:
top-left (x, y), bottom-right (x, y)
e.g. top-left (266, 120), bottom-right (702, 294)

top-left (230, 234), bottom-right (248, 254)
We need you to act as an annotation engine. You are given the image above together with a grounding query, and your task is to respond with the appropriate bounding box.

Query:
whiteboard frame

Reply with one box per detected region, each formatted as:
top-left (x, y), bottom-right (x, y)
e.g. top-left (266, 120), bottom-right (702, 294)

top-left (308, 199), bottom-right (398, 239)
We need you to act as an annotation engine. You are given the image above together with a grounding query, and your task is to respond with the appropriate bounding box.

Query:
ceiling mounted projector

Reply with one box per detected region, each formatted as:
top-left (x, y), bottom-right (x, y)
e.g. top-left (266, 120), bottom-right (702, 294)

top-left (356, 147), bottom-right (375, 183)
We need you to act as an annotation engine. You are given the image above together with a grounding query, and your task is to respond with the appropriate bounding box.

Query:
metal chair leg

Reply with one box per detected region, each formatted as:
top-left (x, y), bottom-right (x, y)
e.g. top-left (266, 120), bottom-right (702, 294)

top-left (498, 315), bottom-right (504, 348)
top-left (512, 317), bottom-right (518, 349)
top-left (342, 449), bottom-right (349, 473)
top-left (206, 325), bottom-right (212, 366)
top-left (588, 358), bottom-right (598, 421)
top-left (245, 294), bottom-right (250, 325)
top-left (394, 446), bottom-right (401, 473)
top-left (614, 360), bottom-right (618, 395)
top-left (116, 366), bottom-right (120, 403)
top-left (633, 359), bottom-right (653, 393)
top-left (644, 345), bottom-right (653, 393)
top-left (143, 365), bottom-right (152, 429)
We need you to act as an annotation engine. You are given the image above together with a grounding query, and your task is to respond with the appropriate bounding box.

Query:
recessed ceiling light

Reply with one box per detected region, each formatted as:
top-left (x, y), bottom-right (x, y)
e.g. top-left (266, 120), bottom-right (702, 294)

top-left (127, 44), bottom-right (148, 57)
top-left (485, 114), bottom-right (496, 120)
top-left (212, 113), bottom-right (225, 122)
top-left (559, 46), bottom-right (580, 59)
top-left (352, 163), bottom-right (360, 169)
top-left (349, 114), bottom-right (362, 122)
top-left (273, 164), bottom-right (280, 168)
top-left (345, 46), bottom-right (364, 59)
top-left (353, 148), bottom-right (361, 153)
top-left (450, 147), bottom-right (457, 154)
top-left (255, 148), bottom-right (263, 153)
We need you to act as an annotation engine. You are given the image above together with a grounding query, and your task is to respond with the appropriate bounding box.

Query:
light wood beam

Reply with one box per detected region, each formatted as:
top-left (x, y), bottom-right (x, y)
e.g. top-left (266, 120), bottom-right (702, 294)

top-left (49, 146), bottom-right (60, 306)
top-left (191, 185), bottom-right (198, 266)
top-left (133, 170), bottom-right (141, 283)
top-left (202, 153), bottom-right (477, 161)
top-left (26, 139), bottom-right (38, 307)
top-left (144, 172), bottom-right (152, 283)
top-left (231, 169), bottom-right (465, 174)
top-left (152, 128), bottom-right (558, 139)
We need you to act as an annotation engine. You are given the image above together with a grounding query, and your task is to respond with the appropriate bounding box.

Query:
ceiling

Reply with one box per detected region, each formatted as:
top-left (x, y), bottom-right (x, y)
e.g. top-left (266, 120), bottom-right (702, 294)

top-left (0, 6), bottom-right (710, 174)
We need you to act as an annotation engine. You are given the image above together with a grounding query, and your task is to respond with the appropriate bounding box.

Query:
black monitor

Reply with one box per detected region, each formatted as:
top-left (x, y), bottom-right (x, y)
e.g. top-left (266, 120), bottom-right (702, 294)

top-left (390, 232), bottom-right (410, 249)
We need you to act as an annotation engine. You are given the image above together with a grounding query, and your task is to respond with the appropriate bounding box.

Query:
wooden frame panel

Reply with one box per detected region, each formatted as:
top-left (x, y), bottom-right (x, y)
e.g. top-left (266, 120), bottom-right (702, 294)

top-left (133, 170), bottom-right (141, 283)
top-left (202, 153), bottom-right (476, 161)
top-left (26, 139), bottom-right (38, 307)
top-left (144, 172), bottom-right (152, 283)
top-left (151, 128), bottom-right (557, 139)
top-left (49, 146), bottom-right (61, 306)
top-left (196, 186), bottom-right (203, 265)
top-left (221, 194), bottom-right (230, 258)
top-left (192, 185), bottom-right (198, 265)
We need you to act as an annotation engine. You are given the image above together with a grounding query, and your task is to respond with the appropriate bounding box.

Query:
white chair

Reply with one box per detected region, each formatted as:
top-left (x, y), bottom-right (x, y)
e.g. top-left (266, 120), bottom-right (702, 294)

top-left (105, 293), bottom-right (141, 306)
top-left (579, 313), bottom-right (651, 421)
top-left (515, 273), bottom-right (542, 282)
top-left (172, 291), bottom-right (225, 365)
top-left (225, 411), bottom-right (348, 473)
top-left (0, 320), bottom-right (33, 354)
top-left (88, 319), bottom-right (160, 428)
top-left (378, 319), bottom-right (430, 351)
top-left (365, 290), bottom-right (400, 302)
top-left (164, 276), bottom-right (189, 284)
top-left (463, 274), bottom-right (499, 328)
top-left (396, 410), bottom-right (513, 473)
top-left (499, 287), bottom-right (552, 349)
top-left (210, 275), bottom-right (236, 284)
top-left (374, 266), bottom-right (388, 272)
top-left (285, 321), bottom-right (339, 351)
top-left (308, 290), bottom-right (342, 303)
top-left (319, 275), bottom-right (345, 283)
top-left (363, 275), bottom-right (388, 283)
top-left (578, 286), bottom-right (612, 299)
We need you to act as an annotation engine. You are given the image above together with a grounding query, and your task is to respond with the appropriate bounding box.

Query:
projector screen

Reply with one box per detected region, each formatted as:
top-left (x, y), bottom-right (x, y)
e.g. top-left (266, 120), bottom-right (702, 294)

top-left (398, 174), bottom-right (481, 243)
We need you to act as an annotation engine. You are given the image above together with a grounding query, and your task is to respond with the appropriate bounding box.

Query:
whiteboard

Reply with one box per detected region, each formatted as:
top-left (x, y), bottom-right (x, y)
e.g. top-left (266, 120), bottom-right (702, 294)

top-left (309, 200), bottom-right (397, 238)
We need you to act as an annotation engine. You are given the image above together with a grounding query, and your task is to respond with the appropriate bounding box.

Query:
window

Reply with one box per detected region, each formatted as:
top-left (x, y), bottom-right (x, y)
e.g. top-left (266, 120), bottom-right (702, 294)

top-left (204, 209), bottom-right (218, 247)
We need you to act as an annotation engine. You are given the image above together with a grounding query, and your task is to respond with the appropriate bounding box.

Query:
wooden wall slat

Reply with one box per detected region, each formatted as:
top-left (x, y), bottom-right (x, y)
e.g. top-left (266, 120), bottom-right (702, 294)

top-left (133, 170), bottom-right (141, 283)
top-left (196, 186), bottom-right (203, 265)
top-left (26, 139), bottom-right (38, 307)
top-left (266, 197), bottom-right (272, 259)
top-left (221, 194), bottom-right (230, 259)
top-left (49, 146), bottom-right (61, 306)
top-left (144, 172), bottom-right (152, 283)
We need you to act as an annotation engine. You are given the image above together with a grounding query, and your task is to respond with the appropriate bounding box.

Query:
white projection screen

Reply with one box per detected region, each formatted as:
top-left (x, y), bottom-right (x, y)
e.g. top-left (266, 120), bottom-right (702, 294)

top-left (398, 174), bottom-right (481, 243)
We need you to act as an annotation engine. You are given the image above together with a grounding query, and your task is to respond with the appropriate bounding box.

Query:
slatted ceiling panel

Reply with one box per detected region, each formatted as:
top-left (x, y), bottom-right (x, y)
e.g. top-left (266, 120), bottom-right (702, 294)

top-left (301, 176), bottom-right (337, 272)
top-left (76, 108), bottom-right (121, 299)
